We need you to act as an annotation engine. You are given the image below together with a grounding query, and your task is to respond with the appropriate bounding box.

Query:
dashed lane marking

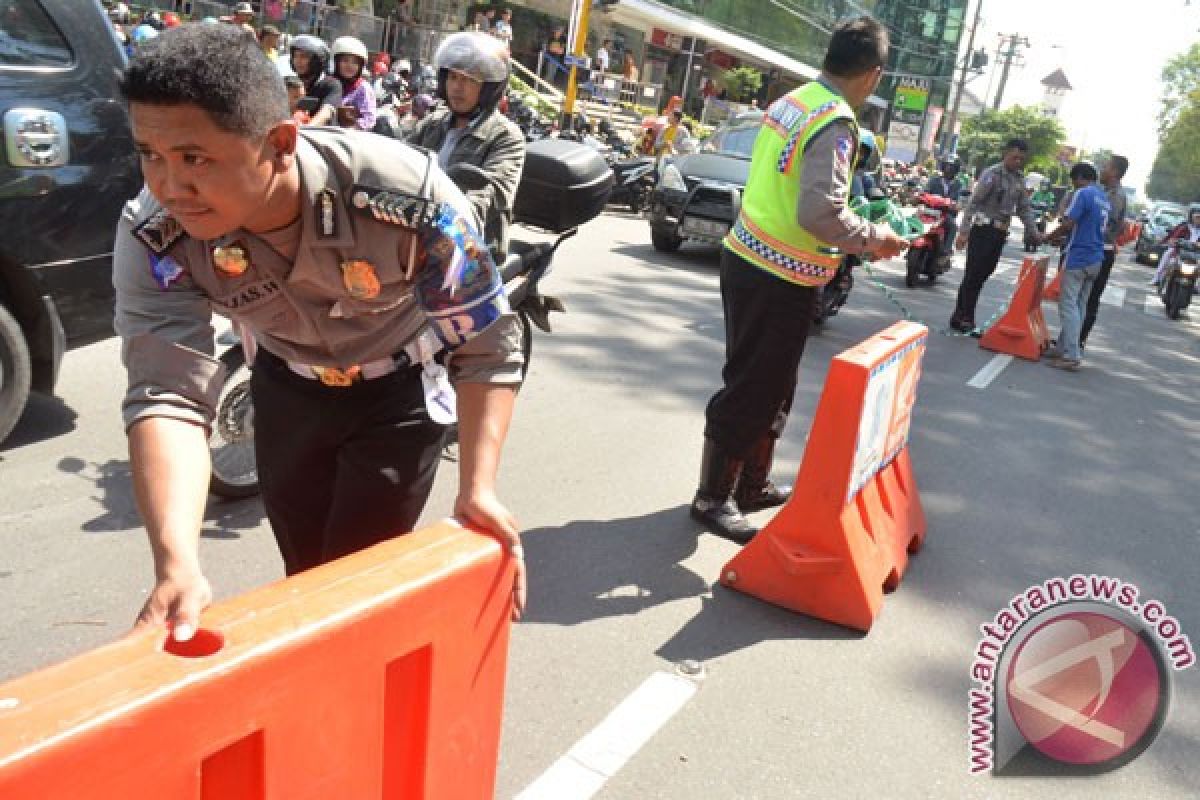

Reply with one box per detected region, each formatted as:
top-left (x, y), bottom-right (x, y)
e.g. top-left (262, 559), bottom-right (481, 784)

top-left (967, 354), bottom-right (1014, 389)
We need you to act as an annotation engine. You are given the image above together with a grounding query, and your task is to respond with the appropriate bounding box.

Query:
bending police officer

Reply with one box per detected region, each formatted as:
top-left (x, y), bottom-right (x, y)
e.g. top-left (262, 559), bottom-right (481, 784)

top-left (691, 17), bottom-right (908, 542)
top-left (949, 138), bottom-right (1039, 333)
top-left (114, 26), bottom-right (527, 641)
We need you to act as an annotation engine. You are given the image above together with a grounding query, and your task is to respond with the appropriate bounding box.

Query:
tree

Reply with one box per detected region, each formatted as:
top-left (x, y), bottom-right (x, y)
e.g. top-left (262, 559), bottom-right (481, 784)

top-left (958, 105), bottom-right (1066, 175)
top-left (723, 66), bottom-right (763, 103)
top-left (1158, 43), bottom-right (1200, 139)
top-left (1147, 91), bottom-right (1200, 203)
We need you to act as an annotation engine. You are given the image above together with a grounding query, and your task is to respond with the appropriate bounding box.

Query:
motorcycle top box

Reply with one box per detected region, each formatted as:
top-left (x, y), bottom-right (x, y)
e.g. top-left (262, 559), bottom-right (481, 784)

top-left (515, 138), bottom-right (614, 232)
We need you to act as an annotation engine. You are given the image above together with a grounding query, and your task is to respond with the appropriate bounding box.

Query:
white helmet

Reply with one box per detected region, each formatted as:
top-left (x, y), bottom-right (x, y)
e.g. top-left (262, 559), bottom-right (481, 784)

top-left (394, 58), bottom-right (412, 74)
top-left (331, 36), bottom-right (369, 65)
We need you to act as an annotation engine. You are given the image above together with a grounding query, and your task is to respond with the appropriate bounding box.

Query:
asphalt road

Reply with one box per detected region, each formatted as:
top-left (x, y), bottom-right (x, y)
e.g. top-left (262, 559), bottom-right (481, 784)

top-left (2, 211), bottom-right (1197, 798)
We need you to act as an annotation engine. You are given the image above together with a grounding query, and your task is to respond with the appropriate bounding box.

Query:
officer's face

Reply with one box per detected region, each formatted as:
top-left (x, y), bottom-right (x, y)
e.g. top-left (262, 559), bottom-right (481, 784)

top-left (446, 69), bottom-right (483, 114)
top-left (132, 103), bottom-right (299, 240)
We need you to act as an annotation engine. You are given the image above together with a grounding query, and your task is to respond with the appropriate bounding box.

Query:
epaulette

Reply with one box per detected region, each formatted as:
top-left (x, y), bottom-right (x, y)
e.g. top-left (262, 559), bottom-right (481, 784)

top-left (133, 209), bottom-right (185, 254)
top-left (350, 186), bottom-right (437, 229)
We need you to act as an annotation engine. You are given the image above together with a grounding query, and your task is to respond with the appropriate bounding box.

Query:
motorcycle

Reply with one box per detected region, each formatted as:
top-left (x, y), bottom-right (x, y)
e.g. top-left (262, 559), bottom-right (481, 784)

top-left (812, 255), bottom-right (856, 327)
top-left (207, 146), bottom-right (610, 498)
top-left (608, 156), bottom-right (657, 213)
top-left (1160, 240), bottom-right (1199, 320)
top-left (1026, 200), bottom-right (1053, 252)
top-left (905, 192), bottom-right (957, 287)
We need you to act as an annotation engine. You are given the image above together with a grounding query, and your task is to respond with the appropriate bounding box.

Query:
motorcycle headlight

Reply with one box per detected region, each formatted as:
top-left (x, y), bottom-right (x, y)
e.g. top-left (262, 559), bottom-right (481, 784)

top-left (1182, 262), bottom-right (1197, 277)
top-left (659, 164), bottom-right (687, 193)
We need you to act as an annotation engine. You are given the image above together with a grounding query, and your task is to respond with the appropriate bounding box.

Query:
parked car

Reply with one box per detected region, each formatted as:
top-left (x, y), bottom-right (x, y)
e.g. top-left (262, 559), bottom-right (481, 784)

top-left (1135, 202), bottom-right (1187, 265)
top-left (645, 110), bottom-right (761, 253)
top-left (0, 0), bottom-right (140, 442)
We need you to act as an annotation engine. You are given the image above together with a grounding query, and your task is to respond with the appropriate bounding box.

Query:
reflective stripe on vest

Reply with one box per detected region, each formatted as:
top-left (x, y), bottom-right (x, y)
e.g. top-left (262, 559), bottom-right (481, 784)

top-left (724, 82), bottom-right (857, 287)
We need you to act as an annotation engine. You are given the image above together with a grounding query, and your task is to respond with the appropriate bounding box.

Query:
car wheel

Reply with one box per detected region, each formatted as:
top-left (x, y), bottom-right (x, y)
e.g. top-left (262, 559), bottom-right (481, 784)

top-left (651, 228), bottom-right (683, 253)
top-left (0, 304), bottom-right (32, 444)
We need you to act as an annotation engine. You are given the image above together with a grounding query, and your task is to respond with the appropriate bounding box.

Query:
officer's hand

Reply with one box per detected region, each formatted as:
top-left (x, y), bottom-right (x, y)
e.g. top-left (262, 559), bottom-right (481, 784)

top-left (455, 488), bottom-right (526, 621)
top-left (865, 231), bottom-right (909, 260)
top-left (955, 231), bottom-right (969, 251)
top-left (134, 563), bottom-right (213, 642)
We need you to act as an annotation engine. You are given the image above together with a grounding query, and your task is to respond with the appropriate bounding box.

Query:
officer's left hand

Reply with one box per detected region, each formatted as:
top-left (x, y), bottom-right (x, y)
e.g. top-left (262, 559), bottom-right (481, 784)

top-left (455, 488), bottom-right (526, 621)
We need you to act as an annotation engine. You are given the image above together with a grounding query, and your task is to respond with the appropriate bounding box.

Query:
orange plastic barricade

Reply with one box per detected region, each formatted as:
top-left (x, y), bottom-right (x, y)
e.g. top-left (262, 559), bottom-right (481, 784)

top-left (1043, 266), bottom-right (1062, 301)
top-left (978, 255), bottom-right (1051, 361)
top-left (0, 521), bottom-right (514, 800)
top-left (721, 321), bottom-right (929, 632)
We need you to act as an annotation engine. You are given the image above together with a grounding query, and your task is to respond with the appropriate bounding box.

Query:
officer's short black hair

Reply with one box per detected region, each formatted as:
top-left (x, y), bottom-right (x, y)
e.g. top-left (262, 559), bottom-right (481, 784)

top-left (1004, 138), bottom-right (1029, 153)
top-left (1070, 162), bottom-right (1098, 182)
top-left (822, 16), bottom-right (889, 77)
top-left (120, 23), bottom-right (288, 138)
top-left (1107, 155), bottom-right (1129, 179)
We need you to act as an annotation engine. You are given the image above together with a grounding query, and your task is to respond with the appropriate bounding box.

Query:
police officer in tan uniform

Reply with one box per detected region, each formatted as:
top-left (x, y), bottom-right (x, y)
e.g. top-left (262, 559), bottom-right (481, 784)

top-left (114, 25), bottom-right (526, 642)
top-left (949, 138), bottom-right (1040, 333)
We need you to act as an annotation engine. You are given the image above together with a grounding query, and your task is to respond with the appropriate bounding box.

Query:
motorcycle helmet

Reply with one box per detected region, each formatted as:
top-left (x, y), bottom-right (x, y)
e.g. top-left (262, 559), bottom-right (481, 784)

top-left (132, 23), bottom-right (159, 44)
top-left (433, 32), bottom-right (511, 116)
top-left (162, 11), bottom-right (182, 28)
top-left (331, 36), bottom-right (369, 71)
top-left (394, 58), bottom-right (412, 75)
top-left (290, 34), bottom-right (331, 80)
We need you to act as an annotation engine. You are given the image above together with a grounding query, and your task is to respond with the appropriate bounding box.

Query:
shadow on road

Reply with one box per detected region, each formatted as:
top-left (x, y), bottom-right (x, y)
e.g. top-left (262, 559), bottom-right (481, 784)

top-left (56, 456), bottom-right (265, 539)
top-left (0, 394), bottom-right (78, 454)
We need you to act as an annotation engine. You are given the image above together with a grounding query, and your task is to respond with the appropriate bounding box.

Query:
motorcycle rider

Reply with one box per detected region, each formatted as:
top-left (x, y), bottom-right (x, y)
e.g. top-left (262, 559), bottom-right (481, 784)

top-left (290, 34), bottom-right (341, 127)
top-left (330, 36), bottom-right (377, 131)
top-left (1154, 204), bottom-right (1200, 287)
top-left (849, 130), bottom-right (878, 199)
top-left (925, 158), bottom-right (964, 267)
top-left (408, 32), bottom-right (525, 260)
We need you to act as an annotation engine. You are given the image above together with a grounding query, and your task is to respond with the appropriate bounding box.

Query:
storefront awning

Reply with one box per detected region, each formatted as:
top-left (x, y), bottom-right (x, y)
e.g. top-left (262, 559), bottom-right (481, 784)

top-left (605, 0), bottom-right (887, 108)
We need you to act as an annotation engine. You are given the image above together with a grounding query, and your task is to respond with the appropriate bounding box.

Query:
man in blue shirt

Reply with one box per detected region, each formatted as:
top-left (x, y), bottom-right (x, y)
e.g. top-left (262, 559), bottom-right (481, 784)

top-left (1039, 162), bottom-right (1110, 370)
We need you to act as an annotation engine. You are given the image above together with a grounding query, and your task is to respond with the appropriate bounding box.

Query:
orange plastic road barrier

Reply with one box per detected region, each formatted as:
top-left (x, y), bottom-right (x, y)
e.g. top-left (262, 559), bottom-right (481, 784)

top-left (0, 521), bottom-right (514, 800)
top-left (721, 321), bottom-right (929, 632)
top-left (979, 255), bottom-right (1051, 361)
top-left (1043, 266), bottom-right (1062, 301)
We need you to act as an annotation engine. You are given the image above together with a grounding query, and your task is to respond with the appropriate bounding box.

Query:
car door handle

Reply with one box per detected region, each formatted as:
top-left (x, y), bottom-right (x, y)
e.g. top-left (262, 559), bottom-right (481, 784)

top-left (4, 109), bottom-right (69, 168)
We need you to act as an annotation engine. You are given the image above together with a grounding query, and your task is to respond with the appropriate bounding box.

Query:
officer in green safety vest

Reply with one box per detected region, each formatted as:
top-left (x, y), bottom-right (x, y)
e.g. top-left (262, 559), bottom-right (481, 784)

top-left (691, 16), bottom-right (909, 542)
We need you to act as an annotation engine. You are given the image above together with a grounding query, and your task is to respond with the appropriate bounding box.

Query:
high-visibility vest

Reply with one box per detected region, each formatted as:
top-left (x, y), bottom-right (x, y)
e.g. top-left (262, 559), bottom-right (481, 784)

top-left (725, 81), bottom-right (858, 287)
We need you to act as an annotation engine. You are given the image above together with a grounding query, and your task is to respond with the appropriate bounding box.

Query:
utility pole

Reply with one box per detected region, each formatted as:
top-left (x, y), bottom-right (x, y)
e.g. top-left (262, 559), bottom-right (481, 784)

top-left (943, 0), bottom-right (984, 155)
top-left (991, 33), bottom-right (1030, 110)
top-left (561, 0), bottom-right (593, 130)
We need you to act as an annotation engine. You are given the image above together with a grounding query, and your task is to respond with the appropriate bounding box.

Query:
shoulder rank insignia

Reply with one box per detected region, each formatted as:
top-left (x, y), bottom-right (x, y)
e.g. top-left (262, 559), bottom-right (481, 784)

top-left (133, 209), bottom-right (185, 255)
top-left (351, 186), bottom-right (434, 230)
top-left (317, 188), bottom-right (337, 238)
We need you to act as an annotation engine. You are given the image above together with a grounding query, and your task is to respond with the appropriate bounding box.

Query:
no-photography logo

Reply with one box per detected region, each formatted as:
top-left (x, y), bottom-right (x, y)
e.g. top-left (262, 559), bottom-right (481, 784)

top-left (968, 576), bottom-right (1195, 774)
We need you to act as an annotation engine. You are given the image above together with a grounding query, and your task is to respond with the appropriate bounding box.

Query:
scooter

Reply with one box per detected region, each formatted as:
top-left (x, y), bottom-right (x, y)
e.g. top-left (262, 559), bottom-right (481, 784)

top-left (608, 156), bottom-right (657, 213)
top-left (905, 192), bottom-right (957, 287)
top-left (1160, 240), bottom-right (1198, 320)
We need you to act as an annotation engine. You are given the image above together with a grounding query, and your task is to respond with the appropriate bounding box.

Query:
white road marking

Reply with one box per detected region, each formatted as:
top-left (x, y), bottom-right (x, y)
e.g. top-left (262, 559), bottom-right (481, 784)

top-left (515, 672), bottom-right (699, 800)
top-left (1101, 285), bottom-right (1126, 308)
top-left (967, 354), bottom-right (1014, 390)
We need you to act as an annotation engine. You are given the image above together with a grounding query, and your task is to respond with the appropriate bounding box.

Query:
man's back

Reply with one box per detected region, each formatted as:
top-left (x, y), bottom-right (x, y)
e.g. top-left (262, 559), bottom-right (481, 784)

top-left (1064, 184), bottom-right (1110, 268)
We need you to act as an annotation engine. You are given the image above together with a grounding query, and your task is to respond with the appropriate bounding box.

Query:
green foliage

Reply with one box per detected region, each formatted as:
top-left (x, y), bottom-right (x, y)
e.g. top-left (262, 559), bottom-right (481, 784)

top-left (1147, 91), bottom-right (1200, 203)
top-left (959, 106), bottom-right (1066, 174)
top-left (723, 66), bottom-right (763, 103)
top-left (1158, 43), bottom-right (1200, 139)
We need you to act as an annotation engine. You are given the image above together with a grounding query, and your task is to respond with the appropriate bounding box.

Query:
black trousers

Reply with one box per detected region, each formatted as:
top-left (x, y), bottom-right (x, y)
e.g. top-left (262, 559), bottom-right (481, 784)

top-left (251, 350), bottom-right (447, 576)
top-left (1080, 248), bottom-right (1118, 345)
top-left (705, 248), bottom-right (816, 458)
top-left (952, 224), bottom-right (1008, 324)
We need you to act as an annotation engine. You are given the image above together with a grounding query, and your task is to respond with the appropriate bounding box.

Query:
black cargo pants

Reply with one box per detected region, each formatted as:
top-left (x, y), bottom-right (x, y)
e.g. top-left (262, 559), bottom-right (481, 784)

top-left (704, 248), bottom-right (816, 457)
top-left (952, 224), bottom-right (1007, 326)
top-left (251, 349), bottom-right (448, 576)
top-left (1080, 247), bottom-right (1118, 346)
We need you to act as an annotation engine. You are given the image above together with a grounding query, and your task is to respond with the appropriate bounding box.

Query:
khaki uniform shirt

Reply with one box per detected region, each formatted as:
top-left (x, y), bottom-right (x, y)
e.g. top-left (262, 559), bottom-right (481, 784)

top-left (408, 107), bottom-right (525, 258)
top-left (961, 162), bottom-right (1038, 233)
top-left (1103, 182), bottom-right (1128, 248)
top-left (113, 128), bottom-right (523, 432)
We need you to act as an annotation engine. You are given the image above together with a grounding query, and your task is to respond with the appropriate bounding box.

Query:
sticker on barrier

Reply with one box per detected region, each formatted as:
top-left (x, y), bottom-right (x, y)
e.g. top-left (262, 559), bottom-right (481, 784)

top-left (720, 320), bottom-right (929, 632)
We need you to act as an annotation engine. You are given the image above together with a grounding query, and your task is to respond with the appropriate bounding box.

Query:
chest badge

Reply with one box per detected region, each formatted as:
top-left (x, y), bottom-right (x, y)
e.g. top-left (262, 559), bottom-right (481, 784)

top-left (341, 259), bottom-right (381, 300)
top-left (213, 243), bottom-right (251, 277)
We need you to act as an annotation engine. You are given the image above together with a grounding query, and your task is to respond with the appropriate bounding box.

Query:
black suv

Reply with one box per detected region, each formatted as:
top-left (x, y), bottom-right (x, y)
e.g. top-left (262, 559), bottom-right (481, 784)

top-left (1, 0), bottom-right (140, 441)
top-left (646, 111), bottom-right (762, 254)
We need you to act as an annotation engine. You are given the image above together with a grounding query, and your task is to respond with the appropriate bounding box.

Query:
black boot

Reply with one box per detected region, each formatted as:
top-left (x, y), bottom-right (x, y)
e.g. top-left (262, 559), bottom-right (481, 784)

top-left (690, 440), bottom-right (758, 543)
top-left (735, 436), bottom-right (792, 512)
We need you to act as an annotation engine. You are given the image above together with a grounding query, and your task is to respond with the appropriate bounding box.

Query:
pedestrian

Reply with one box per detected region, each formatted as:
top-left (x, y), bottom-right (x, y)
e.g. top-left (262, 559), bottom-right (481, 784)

top-left (113, 25), bottom-right (526, 642)
top-left (331, 36), bottom-right (377, 131)
top-left (493, 9), bottom-right (514, 47)
top-left (948, 139), bottom-right (1040, 334)
top-left (594, 38), bottom-right (611, 74)
top-left (1078, 155), bottom-right (1128, 349)
top-left (231, 1), bottom-right (256, 34)
top-left (1039, 162), bottom-right (1110, 371)
top-left (544, 26), bottom-right (567, 82)
top-left (691, 16), bottom-right (909, 542)
top-left (471, 10), bottom-right (489, 32)
top-left (258, 24), bottom-right (281, 62)
top-left (622, 51), bottom-right (638, 83)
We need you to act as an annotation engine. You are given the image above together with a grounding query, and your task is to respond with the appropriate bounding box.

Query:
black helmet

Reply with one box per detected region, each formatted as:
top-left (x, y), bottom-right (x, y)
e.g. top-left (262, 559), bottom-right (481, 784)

top-left (290, 34), bottom-right (330, 80)
top-left (434, 32), bottom-right (510, 116)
